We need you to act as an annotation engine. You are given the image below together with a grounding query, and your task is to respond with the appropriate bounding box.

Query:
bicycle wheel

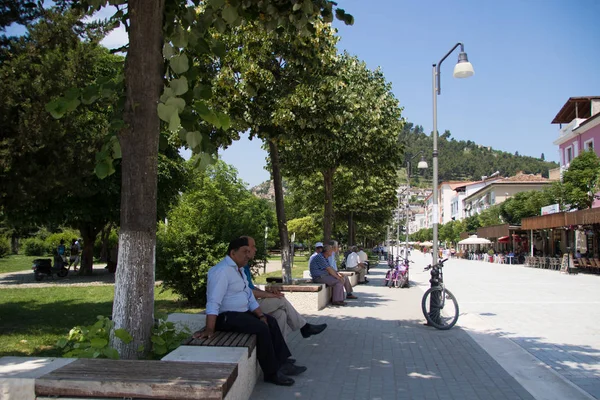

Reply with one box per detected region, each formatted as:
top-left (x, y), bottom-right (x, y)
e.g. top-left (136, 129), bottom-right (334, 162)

top-left (384, 270), bottom-right (391, 286)
top-left (421, 287), bottom-right (459, 330)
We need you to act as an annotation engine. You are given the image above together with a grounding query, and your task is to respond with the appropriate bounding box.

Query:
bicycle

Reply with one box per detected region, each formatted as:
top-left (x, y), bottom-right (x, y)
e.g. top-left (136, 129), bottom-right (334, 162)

top-left (421, 258), bottom-right (459, 330)
top-left (384, 256), bottom-right (412, 288)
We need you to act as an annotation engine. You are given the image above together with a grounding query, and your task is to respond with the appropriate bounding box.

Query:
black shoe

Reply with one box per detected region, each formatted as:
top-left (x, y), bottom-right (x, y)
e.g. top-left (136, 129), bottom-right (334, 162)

top-left (300, 323), bottom-right (327, 338)
top-left (286, 358), bottom-right (296, 364)
top-left (363, 278), bottom-right (369, 284)
top-left (265, 371), bottom-right (295, 386)
top-left (280, 363), bottom-right (307, 376)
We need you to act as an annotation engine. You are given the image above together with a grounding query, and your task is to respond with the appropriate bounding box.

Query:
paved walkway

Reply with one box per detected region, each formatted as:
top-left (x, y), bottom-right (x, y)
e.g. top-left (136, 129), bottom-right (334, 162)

top-left (251, 259), bottom-right (535, 399)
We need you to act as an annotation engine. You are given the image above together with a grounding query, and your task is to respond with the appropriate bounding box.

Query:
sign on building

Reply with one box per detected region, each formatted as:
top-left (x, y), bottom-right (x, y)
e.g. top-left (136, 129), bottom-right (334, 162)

top-left (541, 204), bottom-right (560, 215)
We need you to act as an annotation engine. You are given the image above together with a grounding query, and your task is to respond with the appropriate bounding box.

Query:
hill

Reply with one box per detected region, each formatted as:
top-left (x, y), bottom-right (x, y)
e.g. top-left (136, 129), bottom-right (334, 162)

top-left (399, 122), bottom-right (559, 185)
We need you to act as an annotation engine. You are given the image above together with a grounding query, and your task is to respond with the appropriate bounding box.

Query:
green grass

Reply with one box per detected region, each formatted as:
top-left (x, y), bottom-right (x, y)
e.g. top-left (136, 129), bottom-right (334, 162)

top-left (254, 256), bottom-right (308, 284)
top-left (0, 286), bottom-right (202, 357)
top-left (0, 255), bottom-right (40, 274)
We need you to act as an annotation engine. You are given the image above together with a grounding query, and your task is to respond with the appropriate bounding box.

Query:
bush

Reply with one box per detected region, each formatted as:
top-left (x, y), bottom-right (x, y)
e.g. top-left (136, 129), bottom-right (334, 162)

top-left (45, 229), bottom-right (79, 255)
top-left (0, 236), bottom-right (10, 258)
top-left (22, 237), bottom-right (49, 256)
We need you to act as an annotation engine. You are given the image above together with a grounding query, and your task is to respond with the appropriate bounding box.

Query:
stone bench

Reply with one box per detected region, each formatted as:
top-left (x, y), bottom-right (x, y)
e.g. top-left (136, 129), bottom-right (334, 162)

top-left (264, 282), bottom-right (331, 312)
top-left (1, 357), bottom-right (238, 400)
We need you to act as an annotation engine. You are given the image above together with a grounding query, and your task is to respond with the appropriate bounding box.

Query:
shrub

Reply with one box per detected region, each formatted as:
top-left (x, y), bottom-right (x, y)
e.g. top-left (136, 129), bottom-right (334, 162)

top-left (22, 237), bottom-right (49, 256)
top-left (0, 236), bottom-right (10, 258)
top-left (94, 229), bottom-right (118, 260)
top-left (45, 229), bottom-right (79, 255)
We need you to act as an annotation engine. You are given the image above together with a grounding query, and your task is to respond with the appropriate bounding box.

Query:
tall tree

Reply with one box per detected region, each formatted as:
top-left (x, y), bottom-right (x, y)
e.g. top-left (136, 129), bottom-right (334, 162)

top-left (278, 53), bottom-right (404, 242)
top-left (48, 0), bottom-right (353, 357)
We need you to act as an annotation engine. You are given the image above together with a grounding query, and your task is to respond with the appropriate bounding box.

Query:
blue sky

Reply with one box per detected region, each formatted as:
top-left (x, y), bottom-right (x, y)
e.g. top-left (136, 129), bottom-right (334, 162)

top-left (8, 1), bottom-right (600, 188)
top-left (221, 0), bottom-right (600, 187)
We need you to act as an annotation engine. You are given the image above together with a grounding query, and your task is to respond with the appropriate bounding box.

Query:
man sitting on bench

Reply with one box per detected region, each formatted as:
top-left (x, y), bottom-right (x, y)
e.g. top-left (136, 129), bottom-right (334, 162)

top-left (310, 244), bottom-right (358, 306)
top-left (242, 236), bottom-right (327, 342)
top-left (193, 236), bottom-right (305, 386)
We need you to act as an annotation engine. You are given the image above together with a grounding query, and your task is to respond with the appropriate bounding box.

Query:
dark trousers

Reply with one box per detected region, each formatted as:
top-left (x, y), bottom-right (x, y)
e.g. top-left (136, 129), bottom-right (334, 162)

top-left (216, 311), bottom-right (291, 377)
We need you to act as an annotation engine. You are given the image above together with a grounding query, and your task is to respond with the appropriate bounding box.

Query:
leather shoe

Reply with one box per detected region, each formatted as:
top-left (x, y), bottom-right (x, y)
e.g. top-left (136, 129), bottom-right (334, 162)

top-left (300, 323), bottom-right (327, 338)
top-left (280, 363), bottom-right (307, 376)
top-left (332, 301), bottom-right (347, 306)
top-left (286, 358), bottom-right (296, 364)
top-left (346, 294), bottom-right (358, 299)
top-left (264, 371), bottom-right (295, 386)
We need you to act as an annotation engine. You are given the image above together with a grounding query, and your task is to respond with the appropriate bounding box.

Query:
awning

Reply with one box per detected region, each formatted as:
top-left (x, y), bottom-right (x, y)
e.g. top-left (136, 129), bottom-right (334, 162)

top-left (498, 236), bottom-right (509, 243)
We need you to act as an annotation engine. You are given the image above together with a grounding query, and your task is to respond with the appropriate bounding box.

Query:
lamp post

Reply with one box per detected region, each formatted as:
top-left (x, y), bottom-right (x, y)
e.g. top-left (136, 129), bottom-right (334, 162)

top-left (431, 43), bottom-right (474, 265)
top-left (264, 225), bottom-right (269, 274)
top-left (405, 154), bottom-right (428, 257)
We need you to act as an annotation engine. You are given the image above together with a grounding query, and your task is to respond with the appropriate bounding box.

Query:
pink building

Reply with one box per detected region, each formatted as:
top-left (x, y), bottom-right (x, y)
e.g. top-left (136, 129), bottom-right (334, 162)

top-left (553, 96), bottom-right (600, 207)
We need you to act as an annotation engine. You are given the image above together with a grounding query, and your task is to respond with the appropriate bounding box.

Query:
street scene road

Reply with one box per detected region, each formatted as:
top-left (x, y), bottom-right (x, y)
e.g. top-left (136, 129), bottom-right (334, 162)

top-left (251, 252), bottom-right (599, 400)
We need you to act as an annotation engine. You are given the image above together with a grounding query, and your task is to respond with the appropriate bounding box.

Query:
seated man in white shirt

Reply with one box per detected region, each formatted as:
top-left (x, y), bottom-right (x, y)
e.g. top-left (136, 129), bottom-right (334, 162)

top-left (356, 246), bottom-right (370, 274)
top-left (346, 246), bottom-right (368, 284)
top-left (193, 237), bottom-right (305, 386)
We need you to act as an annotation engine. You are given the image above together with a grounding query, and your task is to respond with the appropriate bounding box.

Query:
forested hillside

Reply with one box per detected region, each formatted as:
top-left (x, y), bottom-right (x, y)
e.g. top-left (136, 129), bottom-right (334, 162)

top-left (400, 122), bottom-right (559, 184)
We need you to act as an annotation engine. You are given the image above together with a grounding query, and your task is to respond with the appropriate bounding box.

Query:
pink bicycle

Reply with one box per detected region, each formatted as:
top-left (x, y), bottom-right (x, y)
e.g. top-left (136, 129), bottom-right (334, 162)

top-left (384, 256), bottom-right (412, 288)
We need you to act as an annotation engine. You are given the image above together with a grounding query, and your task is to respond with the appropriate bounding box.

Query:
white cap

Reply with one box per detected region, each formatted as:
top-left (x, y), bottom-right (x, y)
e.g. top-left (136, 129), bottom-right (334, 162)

top-left (315, 242), bottom-right (324, 248)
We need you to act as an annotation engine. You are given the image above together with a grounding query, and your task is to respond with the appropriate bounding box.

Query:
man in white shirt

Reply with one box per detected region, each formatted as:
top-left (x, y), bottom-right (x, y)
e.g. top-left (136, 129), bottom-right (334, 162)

top-left (357, 246), bottom-right (369, 273)
top-left (345, 246), bottom-right (368, 284)
top-left (193, 237), bottom-right (305, 386)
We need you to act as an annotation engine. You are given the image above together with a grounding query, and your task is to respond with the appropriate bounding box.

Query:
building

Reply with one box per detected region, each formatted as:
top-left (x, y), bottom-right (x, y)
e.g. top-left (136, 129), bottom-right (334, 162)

top-left (463, 172), bottom-right (552, 217)
top-left (552, 96), bottom-right (600, 206)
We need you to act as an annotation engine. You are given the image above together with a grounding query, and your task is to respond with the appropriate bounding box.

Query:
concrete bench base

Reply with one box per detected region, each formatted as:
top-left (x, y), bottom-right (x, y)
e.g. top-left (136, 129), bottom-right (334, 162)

top-left (264, 283), bottom-right (331, 312)
top-left (163, 346), bottom-right (258, 400)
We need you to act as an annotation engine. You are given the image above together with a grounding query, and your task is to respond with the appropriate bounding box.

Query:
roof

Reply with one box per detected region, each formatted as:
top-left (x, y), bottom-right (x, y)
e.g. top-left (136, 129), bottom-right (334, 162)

top-left (552, 96), bottom-right (600, 124)
top-left (495, 173), bottom-right (549, 184)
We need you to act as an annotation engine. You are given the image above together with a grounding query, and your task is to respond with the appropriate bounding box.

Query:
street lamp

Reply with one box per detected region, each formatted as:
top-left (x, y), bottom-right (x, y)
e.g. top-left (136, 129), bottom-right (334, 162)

top-left (432, 43), bottom-right (474, 265)
top-left (405, 154), bottom-right (428, 257)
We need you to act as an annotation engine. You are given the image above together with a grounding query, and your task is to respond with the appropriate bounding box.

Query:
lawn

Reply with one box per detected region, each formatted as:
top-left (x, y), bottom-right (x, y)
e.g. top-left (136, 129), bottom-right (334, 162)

top-left (0, 255), bottom-right (40, 274)
top-left (0, 286), bottom-right (202, 357)
top-left (254, 256), bottom-right (308, 284)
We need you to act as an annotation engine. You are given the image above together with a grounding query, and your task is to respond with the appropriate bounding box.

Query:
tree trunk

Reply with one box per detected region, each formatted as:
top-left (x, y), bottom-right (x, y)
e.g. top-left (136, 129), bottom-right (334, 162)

top-left (99, 224), bottom-right (112, 262)
top-left (268, 139), bottom-right (292, 283)
top-left (10, 233), bottom-right (18, 254)
top-left (78, 223), bottom-right (100, 276)
top-left (347, 211), bottom-right (354, 246)
top-left (111, 0), bottom-right (164, 360)
top-left (322, 167), bottom-right (335, 243)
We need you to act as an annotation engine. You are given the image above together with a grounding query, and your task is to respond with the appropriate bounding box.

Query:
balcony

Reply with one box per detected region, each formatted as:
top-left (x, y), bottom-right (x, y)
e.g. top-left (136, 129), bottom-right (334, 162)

top-left (559, 118), bottom-right (586, 137)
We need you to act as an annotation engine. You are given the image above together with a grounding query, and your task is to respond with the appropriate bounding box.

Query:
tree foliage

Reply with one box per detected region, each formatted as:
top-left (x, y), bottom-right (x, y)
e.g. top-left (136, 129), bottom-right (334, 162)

top-left (156, 161), bottom-right (275, 305)
top-left (561, 149), bottom-right (600, 210)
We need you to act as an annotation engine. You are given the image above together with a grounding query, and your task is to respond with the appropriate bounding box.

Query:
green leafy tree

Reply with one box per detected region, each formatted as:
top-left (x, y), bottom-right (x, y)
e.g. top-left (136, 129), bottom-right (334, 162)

top-left (278, 53), bottom-right (404, 243)
top-left (46, 0), bottom-right (353, 359)
top-left (562, 149), bottom-right (600, 210)
top-left (156, 161), bottom-right (275, 305)
top-left (287, 216), bottom-right (320, 246)
top-left (499, 190), bottom-right (555, 225)
top-left (477, 205), bottom-right (502, 227)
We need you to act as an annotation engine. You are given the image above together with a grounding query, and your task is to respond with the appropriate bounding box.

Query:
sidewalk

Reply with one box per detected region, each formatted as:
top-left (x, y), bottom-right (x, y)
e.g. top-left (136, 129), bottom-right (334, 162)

top-left (250, 262), bottom-right (537, 400)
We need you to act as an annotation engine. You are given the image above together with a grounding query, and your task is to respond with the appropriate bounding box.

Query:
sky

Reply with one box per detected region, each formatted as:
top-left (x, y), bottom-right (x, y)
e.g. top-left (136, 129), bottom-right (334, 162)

top-left (222, 0), bottom-right (600, 187)
top-left (9, 0), bottom-right (600, 188)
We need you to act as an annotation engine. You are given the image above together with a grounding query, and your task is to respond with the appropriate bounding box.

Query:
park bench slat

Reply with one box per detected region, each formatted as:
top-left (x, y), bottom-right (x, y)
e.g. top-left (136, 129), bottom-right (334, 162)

top-left (187, 329), bottom-right (257, 358)
top-left (35, 358), bottom-right (237, 400)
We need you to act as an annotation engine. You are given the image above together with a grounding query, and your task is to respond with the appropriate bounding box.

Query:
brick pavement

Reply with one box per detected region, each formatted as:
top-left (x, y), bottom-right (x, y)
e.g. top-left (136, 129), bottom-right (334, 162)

top-left (410, 256), bottom-right (600, 400)
top-left (250, 261), bottom-right (536, 400)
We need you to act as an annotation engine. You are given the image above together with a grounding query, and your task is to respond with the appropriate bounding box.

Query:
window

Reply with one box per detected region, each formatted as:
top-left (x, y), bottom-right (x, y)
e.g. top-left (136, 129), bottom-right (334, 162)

top-left (566, 146), bottom-right (573, 164)
top-left (491, 191), bottom-right (496, 204)
top-left (584, 139), bottom-right (594, 152)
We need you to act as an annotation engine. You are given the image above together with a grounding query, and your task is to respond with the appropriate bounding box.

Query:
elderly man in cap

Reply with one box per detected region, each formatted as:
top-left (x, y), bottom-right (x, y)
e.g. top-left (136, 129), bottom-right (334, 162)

top-left (309, 244), bottom-right (358, 306)
top-left (346, 246), bottom-right (368, 284)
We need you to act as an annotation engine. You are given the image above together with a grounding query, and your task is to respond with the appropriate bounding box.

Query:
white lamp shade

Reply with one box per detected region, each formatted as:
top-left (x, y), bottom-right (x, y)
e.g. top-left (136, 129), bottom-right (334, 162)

top-left (417, 160), bottom-right (428, 169)
top-left (453, 61), bottom-right (474, 78)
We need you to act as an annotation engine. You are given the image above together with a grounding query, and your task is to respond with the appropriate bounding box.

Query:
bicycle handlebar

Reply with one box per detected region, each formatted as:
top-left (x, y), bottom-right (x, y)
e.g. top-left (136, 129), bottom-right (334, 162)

top-left (423, 258), bottom-right (449, 271)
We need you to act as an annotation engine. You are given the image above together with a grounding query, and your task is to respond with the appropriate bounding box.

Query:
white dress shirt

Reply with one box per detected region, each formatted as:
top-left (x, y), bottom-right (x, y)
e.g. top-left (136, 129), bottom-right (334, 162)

top-left (205, 256), bottom-right (260, 316)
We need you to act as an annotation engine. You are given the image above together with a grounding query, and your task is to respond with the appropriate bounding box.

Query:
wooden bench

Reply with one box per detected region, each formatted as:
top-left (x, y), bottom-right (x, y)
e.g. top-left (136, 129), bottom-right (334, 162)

top-left (34, 358), bottom-right (237, 400)
top-left (184, 330), bottom-right (256, 357)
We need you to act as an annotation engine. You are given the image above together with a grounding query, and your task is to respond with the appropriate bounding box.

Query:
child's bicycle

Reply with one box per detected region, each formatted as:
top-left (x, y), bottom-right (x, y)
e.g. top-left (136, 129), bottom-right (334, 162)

top-left (384, 256), bottom-right (412, 288)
